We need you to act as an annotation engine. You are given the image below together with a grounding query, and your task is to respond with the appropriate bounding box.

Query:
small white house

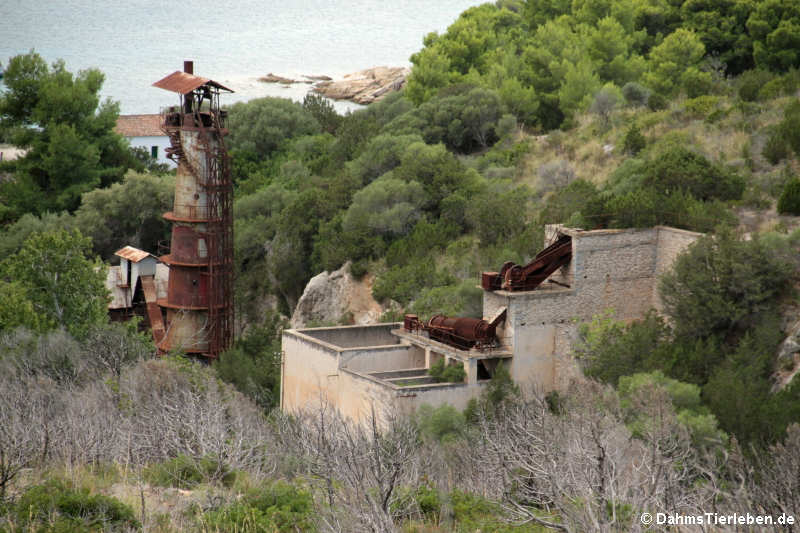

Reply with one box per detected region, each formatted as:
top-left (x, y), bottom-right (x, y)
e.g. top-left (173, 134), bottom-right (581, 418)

top-left (115, 114), bottom-right (175, 168)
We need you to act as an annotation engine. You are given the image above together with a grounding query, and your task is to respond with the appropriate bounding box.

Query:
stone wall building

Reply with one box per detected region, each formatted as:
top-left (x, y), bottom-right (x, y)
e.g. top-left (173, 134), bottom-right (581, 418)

top-left (280, 225), bottom-right (701, 423)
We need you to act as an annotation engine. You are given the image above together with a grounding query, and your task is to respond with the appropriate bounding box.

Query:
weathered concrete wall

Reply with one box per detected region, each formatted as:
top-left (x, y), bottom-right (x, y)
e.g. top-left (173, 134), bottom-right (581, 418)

top-left (281, 330), bottom-right (340, 413)
top-left (300, 323), bottom-right (400, 348)
top-left (337, 369), bottom-right (397, 424)
top-left (282, 324), bottom-right (417, 419)
top-left (342, 344), bottom-right (424, 373)
top-left (396, 381), bottom-right (486, 415)
top-left (511, 324), bottom-right (556, 390)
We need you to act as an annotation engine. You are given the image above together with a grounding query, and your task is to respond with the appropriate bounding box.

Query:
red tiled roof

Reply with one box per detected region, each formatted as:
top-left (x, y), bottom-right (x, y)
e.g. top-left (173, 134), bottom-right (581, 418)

top-left (114, 114), bottom-right (163, 137)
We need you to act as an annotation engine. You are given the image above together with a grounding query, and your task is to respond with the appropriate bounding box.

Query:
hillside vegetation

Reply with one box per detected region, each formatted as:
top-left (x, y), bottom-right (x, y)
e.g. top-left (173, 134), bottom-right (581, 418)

top-left (2, 0), bottom-right (800, 531)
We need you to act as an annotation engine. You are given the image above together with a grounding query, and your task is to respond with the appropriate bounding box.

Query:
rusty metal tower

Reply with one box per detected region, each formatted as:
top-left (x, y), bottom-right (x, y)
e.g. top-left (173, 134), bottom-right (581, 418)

top-left (152, 61), bottom-right (234, 359)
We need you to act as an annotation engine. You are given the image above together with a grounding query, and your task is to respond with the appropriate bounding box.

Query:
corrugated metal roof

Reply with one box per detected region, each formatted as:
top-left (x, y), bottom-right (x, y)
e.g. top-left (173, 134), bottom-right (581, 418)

top-left (115, 246), bottom-right (155, 263)
top-left (152, 71), bottom-right (233, 94)
top-left (115, 114), bottom-right (164, 137)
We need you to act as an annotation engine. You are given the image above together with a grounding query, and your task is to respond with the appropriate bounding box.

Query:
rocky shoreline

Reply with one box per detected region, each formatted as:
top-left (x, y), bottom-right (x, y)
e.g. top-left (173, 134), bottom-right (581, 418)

top-left (258, 66), bottom-right (409, 105)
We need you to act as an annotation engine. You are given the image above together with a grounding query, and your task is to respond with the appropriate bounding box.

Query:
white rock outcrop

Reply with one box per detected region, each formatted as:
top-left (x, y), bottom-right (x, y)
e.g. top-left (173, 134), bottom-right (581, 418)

top-left (312, 66), bottom-right (410, 104)
top-left (290, 262), bottom-right (384, 329)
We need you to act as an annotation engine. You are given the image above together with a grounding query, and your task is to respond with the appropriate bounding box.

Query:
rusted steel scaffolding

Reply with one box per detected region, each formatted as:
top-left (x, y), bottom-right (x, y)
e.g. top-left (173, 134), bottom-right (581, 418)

top-left (482, 234), bottom-right (572, 292)
top-left (152, 61), bottom-right (234, 359)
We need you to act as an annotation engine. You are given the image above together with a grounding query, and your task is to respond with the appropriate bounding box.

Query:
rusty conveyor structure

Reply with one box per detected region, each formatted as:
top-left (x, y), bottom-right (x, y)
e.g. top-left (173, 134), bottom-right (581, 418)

top-left (482, 234), bottom-right (572, 291)
top-left (403, 309), bottom-right (506, 351)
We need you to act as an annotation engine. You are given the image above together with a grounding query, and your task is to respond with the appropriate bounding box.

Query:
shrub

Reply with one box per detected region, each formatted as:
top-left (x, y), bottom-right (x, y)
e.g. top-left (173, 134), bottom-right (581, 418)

top-left (465, 184), bottom-right (531, 244)
top-left (590, 86), bottom-right (620, 125)
top-left (537, 159), bottom-right (576, 192)
top-left (416, 404), bottom-right (466, 442)
top-left (10, 480), bottom-right (140, 532)
top-left (683, 95), bottom-right (719, 118)
top-left (540, 179), bottom-right (605, 226)
top-left (215, 314), bottom-right (283, 411)
top-left (647, 93), bottom-right (668, 111)
top-left (778, 178), bottom-right (800, 215)
top-left (781, 100), bottom-right (800, 155)
top-left (372, 257), bottom-right (455, 305)
top-left (642, 144), bottom-right (745, 201)
top-left (201, 481), bottom-right (314, 533)
top-left (659, 230), bottom-right (795, 342)
top-left (428, 358), bottom-right (466, 383)
top-left (622, 82), bottom-right (650, 107)
top-left (738, 69), bottom-right (775, 101)
top-left (143, 454), bottom-right (236, 489)
top-left (412, 281), bottom-right (483, 319)
top-left (763, 131), bottom-right (790, 165)
top-left (578, 310), bottom-right (671, 386)
top-left (622, 124), bottom-right (646, 155)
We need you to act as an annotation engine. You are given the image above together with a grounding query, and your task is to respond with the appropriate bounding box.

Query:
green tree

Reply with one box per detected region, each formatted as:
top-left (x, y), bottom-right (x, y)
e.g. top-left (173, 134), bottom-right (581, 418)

top-left (345, 133), bottom-right (423, 187)
top-left (0, 52), bottom-right (135, 217)
top-left (0, 211), bottom-right (75, 258)
top-left (577, 309), bottom-right (671, 385)
top-left (644, 29), bottom-right (710, 96)
top-left (622, 123), bottom-right (646, 154)
top-left (659, 230), bottom-right (795, 342)
top-left (226, 97), bottom-right (320, 159)
top-left (392, 142), bottom-right (482, 211)
top-left (747, 0), bottom-right (800, 71)
top-left (0, 281), bottom-right (43, 332)
top-left (302, 92), bottom-right (341, 134)
top-left (215, 313), bottom-right (284, 410)
top-left (641, 144), bottom-right (745, 201)
top-left (680, 0), bottom-right (754, 75)
top-left (0, 229), bottom-right (109, 338)
top-left (75, 170), bottom-right (174, 259)
top-left (618, 370), bottom-right (727, 446)
top-left (342, 176), bottom-right (427, 239)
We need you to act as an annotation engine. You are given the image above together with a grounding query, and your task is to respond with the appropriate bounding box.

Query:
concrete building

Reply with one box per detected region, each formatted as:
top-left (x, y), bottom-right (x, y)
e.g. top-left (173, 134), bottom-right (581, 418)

top-left (115, 114), bottom-right (175, 168)
top-left (281, 225), bottom-right (701, 423)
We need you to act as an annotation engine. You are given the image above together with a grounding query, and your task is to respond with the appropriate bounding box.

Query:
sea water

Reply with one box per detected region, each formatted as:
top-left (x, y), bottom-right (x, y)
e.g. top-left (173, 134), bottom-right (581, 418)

top-left (0, 0), bottom-right (484, 114)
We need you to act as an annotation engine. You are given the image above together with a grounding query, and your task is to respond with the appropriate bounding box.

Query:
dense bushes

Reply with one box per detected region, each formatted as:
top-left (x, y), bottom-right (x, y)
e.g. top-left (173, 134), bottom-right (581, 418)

top-left (143, 454), bottom-right (236, 489)
top-left (226, 97), bottom-right (320, 159)
top-left (6, 480), bottom-right (140, 532)
top-left (538, 142), bottom-right (742, 233)
top-left (428, 358), bottom-right (467, 383)
top-left (778, 177), bottom-right (800, 215)
top-left (406, 0), bottom-right (799, 129)
top-left (580, 230), bottom-right (800, 445)
top-left (640, 144), bottom-right (744, 201)
top-left (201, 482), bottom-right (314, 533)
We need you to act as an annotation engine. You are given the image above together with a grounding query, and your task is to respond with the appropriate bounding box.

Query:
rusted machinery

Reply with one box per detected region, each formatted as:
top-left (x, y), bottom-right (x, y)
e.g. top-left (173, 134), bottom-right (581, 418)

top-left (404, 311), bottom-right (506, 350)
top-left (152, 61), bottom-right (234, 359)
top-left (482, 234), bottom-right (572, 292)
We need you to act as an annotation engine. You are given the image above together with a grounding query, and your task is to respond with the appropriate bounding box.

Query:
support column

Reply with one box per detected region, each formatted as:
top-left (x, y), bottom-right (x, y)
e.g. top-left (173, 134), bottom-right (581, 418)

top-left (466, 359), bottom-right (478, 384)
